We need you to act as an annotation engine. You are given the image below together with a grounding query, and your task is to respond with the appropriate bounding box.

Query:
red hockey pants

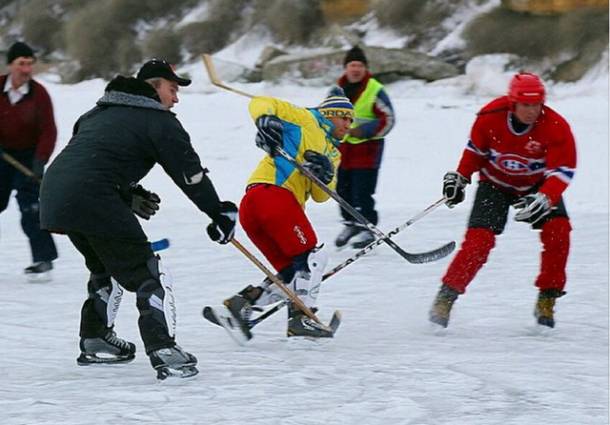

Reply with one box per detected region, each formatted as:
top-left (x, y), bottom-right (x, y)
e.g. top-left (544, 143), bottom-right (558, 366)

top-left (442, 217), bottom-right (571, 293)
top-left (239, 184), bottom-right (317, 272)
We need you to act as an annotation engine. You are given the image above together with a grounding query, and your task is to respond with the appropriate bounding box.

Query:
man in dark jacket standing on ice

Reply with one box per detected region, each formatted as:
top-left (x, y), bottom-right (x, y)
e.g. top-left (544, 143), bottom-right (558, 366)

top-left (40, 59), bottom-right (238, 380)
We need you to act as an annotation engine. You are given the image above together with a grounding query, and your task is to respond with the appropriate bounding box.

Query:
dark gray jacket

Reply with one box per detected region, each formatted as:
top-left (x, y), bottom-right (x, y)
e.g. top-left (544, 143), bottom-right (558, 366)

top-left (40, 76), bottom-right (223, 239)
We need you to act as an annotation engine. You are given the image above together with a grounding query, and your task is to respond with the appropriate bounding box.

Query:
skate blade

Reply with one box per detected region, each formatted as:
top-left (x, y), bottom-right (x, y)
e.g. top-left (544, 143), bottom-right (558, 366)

top-left (156, 365), bottom-right (199, 380)
top-left (77, 352), bottom-right (135, 366)
top-left (208, 307), bottom-right (252, 346)
top-left (25, 271), bottom-right (52, 283)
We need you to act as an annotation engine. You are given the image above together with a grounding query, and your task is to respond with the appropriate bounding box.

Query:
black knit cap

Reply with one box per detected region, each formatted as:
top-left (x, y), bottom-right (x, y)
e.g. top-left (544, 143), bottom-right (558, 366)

top-left (7, 41), bottom-right (35, 64)
top-left (137, 58), bottom-right (191, 86)
top-left (343, 45), bottom-right (367, 67)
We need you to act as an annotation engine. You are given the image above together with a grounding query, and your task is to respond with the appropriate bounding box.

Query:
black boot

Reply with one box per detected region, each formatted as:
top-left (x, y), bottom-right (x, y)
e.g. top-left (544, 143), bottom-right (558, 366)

top-left (24, 261), bottom-right (53, 282)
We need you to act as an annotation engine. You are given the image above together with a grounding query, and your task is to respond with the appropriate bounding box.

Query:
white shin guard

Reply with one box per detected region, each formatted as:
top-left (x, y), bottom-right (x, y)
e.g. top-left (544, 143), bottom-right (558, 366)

top-left (144, 256), bottom-right (177, 338)
top-left (105, 278), bottom-right (123, 328)
top-left (290, 246), bottom-right (328, 307)
top-left (252, 246), bottom-right (329, 308)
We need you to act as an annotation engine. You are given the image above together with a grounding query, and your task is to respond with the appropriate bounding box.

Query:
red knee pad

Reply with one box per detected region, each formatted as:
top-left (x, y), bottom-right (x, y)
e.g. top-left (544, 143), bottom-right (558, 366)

top-left (442, 227), bottom-right (496, 293)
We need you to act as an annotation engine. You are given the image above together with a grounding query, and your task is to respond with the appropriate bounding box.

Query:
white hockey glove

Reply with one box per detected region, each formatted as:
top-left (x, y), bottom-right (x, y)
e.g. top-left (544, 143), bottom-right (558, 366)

top-left (514, 192), bottom-right (552, 225)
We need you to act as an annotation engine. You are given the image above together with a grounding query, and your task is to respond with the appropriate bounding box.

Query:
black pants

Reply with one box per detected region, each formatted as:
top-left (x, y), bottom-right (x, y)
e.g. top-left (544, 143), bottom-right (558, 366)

top-left (468, 181), bottom-right (569, 233)
top-left (68, 232), bottom-right (175, 353)
top-left (337, 168), bottom-right (380, 225)
top-left (0, 149), bottom-right (57, 263)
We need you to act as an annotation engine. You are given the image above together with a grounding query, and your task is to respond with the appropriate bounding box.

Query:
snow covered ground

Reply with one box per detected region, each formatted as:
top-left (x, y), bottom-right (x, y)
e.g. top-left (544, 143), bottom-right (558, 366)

top-left (1, 63), bottom-right (608, 424)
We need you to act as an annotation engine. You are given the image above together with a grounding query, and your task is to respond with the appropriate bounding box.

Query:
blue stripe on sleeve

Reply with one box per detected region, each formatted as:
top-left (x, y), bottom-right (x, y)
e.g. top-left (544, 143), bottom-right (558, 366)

top-left (273, 121), bottom-right (301, 186)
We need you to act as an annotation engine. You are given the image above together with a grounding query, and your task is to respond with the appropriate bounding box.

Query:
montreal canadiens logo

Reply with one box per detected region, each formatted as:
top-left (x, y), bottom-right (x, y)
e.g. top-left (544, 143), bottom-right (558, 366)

top-left (497, 154), bottom-right (530, 174)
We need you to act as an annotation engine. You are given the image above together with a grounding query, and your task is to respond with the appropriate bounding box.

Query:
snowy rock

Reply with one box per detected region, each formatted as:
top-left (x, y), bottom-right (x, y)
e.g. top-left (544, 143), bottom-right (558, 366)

top-left (262, 46), bottom-right (460, 84)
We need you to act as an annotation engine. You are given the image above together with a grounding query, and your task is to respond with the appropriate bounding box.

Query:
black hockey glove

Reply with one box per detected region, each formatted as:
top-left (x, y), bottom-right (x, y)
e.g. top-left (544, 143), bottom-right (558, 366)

top-left (514, 192), bottom-right (552, 225)
top-left (31, 158), bottom-right (46, 180)
top-left (443, 171), bottom-right (469, 208)
top-left (119, 182), bottom-right (161, 220)
top-left (207, 201), bottom-right (238, 244)
top-left (302, 150), bottom-right (334, 184)
top-left (255, 115), bottom-right (283, 156)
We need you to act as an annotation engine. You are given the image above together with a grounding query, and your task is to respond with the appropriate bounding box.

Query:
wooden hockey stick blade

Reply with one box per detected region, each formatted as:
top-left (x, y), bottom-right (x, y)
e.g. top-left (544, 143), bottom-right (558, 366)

top-left (201, 54), bottom-right (254, 98)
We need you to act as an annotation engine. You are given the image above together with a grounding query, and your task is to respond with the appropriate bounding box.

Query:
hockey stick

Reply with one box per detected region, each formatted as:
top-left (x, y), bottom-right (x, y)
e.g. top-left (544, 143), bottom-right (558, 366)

top-left (202, 54), bottom-right (254, 98)
top-left (246, 198), bottom-right (452, 327)
top-left (323, 197), bottom-right (453, 275)
top-left (276, 146), bottom-right (453, 264)
top-left (1, 151), bottom-right (41, 184)
top-left (230, 239), bottom-right (332, 330)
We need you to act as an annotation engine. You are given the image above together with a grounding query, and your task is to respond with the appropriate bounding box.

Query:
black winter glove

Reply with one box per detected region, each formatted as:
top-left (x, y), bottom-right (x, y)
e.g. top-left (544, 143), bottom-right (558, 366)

top-left (443, 171), bottom-right (469, 208)
top-left (207, 201), bottom-right (238, 244)
top-left (302, 150), bottom-right (334, 184)
top-left (31, 158), bottom-right (46, 180)
top-left (255, 115), bottom-right (283, 156)
top-left (119, 182), bottom-right (161, 220)
top-left (514, 192), bottom-right (552, 225)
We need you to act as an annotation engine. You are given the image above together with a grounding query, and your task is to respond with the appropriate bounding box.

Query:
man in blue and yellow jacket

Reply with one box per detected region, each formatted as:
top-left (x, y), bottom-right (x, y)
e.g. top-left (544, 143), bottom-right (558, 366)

top-left (222, 91), bottom-right (353, 339)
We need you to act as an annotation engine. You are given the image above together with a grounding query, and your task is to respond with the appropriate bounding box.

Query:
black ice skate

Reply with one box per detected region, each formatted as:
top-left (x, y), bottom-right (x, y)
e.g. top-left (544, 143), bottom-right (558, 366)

top-left (222, 294), bottom-right (254, 340)
top-left (24, 261), bottom-right (53, 283)
top-left (77, 329), bottom-right (136, 365)
top-left (287, 305), bottom-right (338, 338)
top-left (149, 345), bottom-right (198, 380)
top-left (534, 289), bottom-right (566, 328)
top-left (429, 285), bottom-right (460, 328)
top-left (334, 222), bottom-right (361, 248)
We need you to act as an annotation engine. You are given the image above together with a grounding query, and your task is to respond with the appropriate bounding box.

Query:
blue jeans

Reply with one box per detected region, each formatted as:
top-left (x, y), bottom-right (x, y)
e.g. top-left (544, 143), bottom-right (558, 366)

top-left (0, 149), bottom-right (57, 262)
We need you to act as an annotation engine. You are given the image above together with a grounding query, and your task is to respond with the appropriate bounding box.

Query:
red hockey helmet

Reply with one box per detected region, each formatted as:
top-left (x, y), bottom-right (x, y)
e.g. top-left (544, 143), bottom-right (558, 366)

top-left (508, 72), bottom-right (545, 104)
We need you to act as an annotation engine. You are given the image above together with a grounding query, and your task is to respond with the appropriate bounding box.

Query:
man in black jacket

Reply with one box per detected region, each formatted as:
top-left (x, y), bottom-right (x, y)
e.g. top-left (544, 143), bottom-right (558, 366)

top-left (40, 59), bottom-right (237, 380)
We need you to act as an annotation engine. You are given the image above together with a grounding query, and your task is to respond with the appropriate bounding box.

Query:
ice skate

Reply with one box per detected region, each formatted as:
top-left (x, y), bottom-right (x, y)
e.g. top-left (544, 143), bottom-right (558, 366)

top-left (24, 261), bottom-right (53, 283)
top-left (222, 294), bottom-right (254, 340)
top-left (334, 222), bottom-right (361, 248)
top-left (350, 229), bottom-right (376, 249)
top-left (77, 329), bottom-right (136, 365)
top-left (429, 285), bottom-right (459, 328)
top-left (149, 345), bottom-right (198, 380)
top-left (534, 289), bottom-right (565, 328)
top-left (286, 305), bottom-right (335, 338)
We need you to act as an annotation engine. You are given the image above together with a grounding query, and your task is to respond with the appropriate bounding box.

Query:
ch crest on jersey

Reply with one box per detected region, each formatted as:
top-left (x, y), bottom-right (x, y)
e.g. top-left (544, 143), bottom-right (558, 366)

top-left (497, 154), bottom-right (531, 174)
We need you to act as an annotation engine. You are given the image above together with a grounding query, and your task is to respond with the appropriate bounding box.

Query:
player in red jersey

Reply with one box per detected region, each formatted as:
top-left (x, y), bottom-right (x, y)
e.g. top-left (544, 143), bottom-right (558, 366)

top-left (429, 72), bottom-right (577, 329)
